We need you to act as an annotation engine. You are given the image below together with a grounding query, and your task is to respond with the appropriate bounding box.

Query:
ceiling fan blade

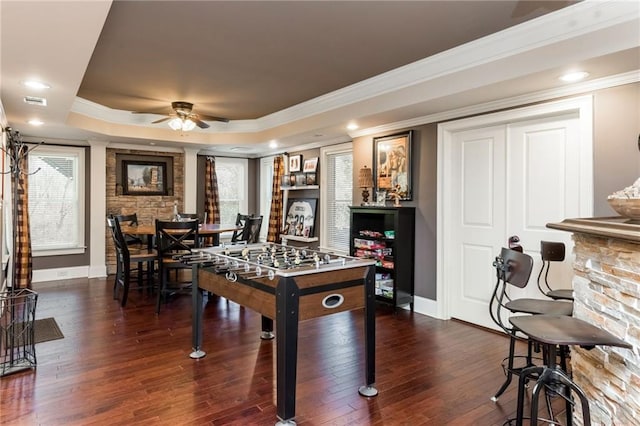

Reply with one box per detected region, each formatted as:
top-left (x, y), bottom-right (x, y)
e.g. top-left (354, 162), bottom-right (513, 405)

top-left (132, 108), bottom-right (173, 115)
top-left (197, 113), bottom-right (230, 123)
top-left (193, 118), bottom-right (210, 129)
top-left (151, 116), bottom-right (171, 124)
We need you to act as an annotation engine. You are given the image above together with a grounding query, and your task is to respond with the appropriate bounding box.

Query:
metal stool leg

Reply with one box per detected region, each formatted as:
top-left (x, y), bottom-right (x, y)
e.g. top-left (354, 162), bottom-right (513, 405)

top-left (530, 366), bottom-right (591, 426)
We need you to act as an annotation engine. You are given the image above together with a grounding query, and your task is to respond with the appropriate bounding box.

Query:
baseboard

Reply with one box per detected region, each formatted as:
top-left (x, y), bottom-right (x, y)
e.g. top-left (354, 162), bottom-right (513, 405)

top-left (32, 266), bottom-right (90, 283)
top-left (412, 295), bottom-right (442, 319)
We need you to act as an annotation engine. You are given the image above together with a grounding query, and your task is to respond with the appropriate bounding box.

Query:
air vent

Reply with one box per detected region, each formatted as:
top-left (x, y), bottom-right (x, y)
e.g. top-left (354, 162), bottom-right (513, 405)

top-left (24, 96), bottom-right (47, 106)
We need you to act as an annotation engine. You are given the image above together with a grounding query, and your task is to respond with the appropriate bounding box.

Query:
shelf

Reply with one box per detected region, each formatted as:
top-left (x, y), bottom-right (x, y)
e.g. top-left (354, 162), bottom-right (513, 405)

top-left (350, 206), bottom-right (415, 309)
top-left (281, 185), bottom-right (319, 190)
top-left (280, 234), bottom-right (319, 243)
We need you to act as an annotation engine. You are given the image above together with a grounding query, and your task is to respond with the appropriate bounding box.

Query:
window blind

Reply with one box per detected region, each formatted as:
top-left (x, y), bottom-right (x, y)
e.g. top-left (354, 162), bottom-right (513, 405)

top-left (324, 150), bottom-right (352, 252)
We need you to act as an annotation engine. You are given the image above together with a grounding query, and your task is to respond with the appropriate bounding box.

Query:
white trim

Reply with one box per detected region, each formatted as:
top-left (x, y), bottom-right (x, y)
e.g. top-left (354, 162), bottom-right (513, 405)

top-left (436, 95), bottom-right (594, 321)
top-left (88, 140), bottom-right (107, 278)
top-left (32, 265), bottom-right (90, 283)
top-left (259, 155), bottom-right (275, 241)
top-left (183, 147), bottom-right (199, 213)
top-left (412, 295), bottom-right (440, 319)
top-left (350, 70), bottom-right (638, 138)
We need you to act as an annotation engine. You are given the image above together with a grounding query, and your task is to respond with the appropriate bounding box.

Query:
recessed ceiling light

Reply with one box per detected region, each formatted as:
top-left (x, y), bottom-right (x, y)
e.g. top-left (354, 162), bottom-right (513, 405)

top-left (23, 80), bottom-right (51, 90)
top-left (28, 119), bottom-right (44, 126)
top-left (559, 71), bottom-right (589, 83)
top-left (269, 140), bottom-right (278, 149)
top-left (347, 122), bottom-right (359, 131)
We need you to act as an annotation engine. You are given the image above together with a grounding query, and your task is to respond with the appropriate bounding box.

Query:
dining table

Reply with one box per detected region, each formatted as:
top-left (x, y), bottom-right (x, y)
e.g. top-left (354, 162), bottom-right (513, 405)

top-left (121, 222), bottom-right (242, 248)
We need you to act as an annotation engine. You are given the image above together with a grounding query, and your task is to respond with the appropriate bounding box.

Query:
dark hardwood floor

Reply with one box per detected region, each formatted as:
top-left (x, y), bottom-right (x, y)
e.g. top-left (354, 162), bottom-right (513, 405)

top-left (1, 277), bottom-right (531, 425)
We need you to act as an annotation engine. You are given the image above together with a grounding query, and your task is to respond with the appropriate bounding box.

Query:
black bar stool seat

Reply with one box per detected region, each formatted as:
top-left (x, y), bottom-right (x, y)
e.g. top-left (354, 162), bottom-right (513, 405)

top-left (505, 299), bottom-right (573, 316)
top-left (510, 315), bottom-right (631, 426)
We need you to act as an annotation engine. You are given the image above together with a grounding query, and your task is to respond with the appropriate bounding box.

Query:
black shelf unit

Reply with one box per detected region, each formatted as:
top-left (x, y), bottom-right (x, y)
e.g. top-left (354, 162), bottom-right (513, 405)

top-left (349, 206), bottom-right (415, 309)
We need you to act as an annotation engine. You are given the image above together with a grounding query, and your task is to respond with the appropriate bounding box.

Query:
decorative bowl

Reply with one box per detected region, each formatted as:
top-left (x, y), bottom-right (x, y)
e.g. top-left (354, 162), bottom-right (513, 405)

top-left (608, 198), bottom-right (640, 221)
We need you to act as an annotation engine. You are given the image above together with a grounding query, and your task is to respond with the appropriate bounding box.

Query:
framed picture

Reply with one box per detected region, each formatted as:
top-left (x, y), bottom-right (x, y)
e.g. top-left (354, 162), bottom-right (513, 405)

top-left (373, 130), bottom-right (413, 200)
top-left (281, 174), bottom-right (291, 187)
top-left (303, 157), bottom-right (318, 173)
top-left (289, 174), bottom-right (297, 187)
top-left (305, 173), bottom-right (317, 185)
top-left (283, 198), bottom-right (317, 238)
top-left (289, 155), bottom-right (302, 172)
top-left (122, 160), bottom-right (168, 195)
top-left (295, 173), bottom-right (306, 187)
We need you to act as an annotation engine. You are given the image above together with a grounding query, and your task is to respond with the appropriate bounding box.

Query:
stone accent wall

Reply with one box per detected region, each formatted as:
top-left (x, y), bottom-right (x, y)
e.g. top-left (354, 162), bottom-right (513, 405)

top-left (105, 148), bottom-right (184, 274)
top-left (571, 233), bottom-right (639, 425)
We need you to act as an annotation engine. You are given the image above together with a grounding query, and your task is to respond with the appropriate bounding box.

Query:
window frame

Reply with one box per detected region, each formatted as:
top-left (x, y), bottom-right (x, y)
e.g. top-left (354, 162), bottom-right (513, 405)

top-left (215, 157), bottom-right (248, 238)
top-left (320, 142), bottom-right (353, 255)
top-left (28, 144), bottom-right (86, 256)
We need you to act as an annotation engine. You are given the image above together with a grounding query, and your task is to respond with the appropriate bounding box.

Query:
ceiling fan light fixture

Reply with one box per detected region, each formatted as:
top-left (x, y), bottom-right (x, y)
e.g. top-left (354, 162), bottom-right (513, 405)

top-left (182, 118), bottom-right (196, 131)
top-left (168, 117), bottom-right (183, 130)
top-left (168, 117), bottom-right (196, 131)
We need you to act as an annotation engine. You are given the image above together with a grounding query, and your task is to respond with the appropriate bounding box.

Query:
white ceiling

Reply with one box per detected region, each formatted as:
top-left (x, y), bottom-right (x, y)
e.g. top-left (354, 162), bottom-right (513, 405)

top-left (1, 0), bottom-right (639, 157)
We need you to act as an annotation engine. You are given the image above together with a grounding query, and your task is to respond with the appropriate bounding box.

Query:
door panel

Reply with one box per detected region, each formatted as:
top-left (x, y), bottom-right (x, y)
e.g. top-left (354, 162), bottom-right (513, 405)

top-left (450, 126), bottom-right (506, 329)
top-left (508, 113), bottom-right (579, 300)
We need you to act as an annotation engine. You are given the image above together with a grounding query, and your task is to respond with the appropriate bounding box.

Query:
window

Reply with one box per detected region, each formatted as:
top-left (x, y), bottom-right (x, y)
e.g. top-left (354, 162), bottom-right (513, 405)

top-left (320, 143), bottom-right (353, 254)
top-left (259, 156), bottom-right (275, 242)
top-left (28, 145), bottom-right (85, 255)
top-left (215, 157), bottom-right (248, 229)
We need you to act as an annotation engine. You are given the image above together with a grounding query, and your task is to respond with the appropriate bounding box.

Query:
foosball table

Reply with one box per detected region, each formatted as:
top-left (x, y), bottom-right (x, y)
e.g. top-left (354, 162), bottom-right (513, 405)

top-left (181, 243), bottom-right (378, 426)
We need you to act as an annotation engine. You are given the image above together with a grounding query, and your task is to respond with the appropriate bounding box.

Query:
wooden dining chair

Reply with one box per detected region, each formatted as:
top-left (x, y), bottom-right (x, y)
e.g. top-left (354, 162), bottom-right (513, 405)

top-left (106, 216), bottom-right (156, 307)
top-left (229, 214), bottom-right (263, 244)
top-left (230, 213), bottom-right (253, 243)
top-left (155, 219), bottom-right (200, 313)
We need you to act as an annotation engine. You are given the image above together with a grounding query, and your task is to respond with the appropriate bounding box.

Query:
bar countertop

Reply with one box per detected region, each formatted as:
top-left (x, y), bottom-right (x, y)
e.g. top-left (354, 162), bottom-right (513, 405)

top-left (547, 216), bottom-right (640, 243)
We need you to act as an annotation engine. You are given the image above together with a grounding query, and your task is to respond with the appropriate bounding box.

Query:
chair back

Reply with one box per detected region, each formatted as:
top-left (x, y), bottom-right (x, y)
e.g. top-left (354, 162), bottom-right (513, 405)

top-left (107, 216), bottom-right (130, 261)
top-left (231, 213), bottom-right (253, 242)
top-left (537, 240), bottom-right (566, 294)
top-left (231, 215), bottom-right (263, 244)
top-left (155, 219), bottom-right (200, 256)
top-left (540, 241), bottom-right (565, 262)
top-left (242, 216), bottom-right (263, 243)
top-left (489, 247), bottom-right (534, 331)
top-left (114, 213), bottom-right (138, 227)
top-left (114, 213), bottom-right (143, 246)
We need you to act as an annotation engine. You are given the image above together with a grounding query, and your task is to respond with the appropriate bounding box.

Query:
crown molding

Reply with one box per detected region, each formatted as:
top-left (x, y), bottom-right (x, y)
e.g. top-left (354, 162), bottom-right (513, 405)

top-left (350, 70), bottom-right (640, 138)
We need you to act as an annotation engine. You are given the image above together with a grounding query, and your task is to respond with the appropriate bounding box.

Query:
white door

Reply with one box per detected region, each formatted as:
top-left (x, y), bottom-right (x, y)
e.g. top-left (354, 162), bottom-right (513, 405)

top-left (440, 98), bottom-right (592, 329)
top-left (448, 125), bottom-right (508, 329)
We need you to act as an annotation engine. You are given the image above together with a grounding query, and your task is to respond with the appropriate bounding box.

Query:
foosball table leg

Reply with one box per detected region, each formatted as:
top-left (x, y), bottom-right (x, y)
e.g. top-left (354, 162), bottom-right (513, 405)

top-left (261, 315), bottom-right (275, 340)
top-left (360, 265), bottom-right (378, 397)
top-left (190, 266), bottom-right (206, 359)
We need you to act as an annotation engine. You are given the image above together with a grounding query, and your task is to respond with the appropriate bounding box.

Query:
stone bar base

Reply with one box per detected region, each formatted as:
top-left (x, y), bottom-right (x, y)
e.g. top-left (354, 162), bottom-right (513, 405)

top-left (569, 233), bottom-right (639, 425)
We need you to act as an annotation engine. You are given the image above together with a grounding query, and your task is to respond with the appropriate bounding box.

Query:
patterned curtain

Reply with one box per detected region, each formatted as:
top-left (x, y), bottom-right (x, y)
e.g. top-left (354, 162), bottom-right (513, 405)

top-left (8, 134), bottom-right (33, 289)
top-left (204, 156), bottom-right (220, 246)
top-left (267, 156), bottom-right (284, 243)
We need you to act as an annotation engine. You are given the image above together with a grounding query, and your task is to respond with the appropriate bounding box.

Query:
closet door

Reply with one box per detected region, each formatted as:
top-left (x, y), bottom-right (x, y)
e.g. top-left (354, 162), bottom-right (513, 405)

top-left (447, 112), bottom-right (584, 329)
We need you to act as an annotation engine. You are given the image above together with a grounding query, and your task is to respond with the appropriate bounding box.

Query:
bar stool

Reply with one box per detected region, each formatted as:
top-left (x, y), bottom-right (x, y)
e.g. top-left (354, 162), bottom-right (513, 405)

top-left (490, 247), bottom-right (573, 401)
top-left (510, 315), bottom-right (631, 426)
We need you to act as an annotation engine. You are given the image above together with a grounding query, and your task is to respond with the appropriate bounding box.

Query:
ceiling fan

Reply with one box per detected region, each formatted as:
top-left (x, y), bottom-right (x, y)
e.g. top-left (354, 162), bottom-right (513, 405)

top-left (133, 101), bottom-right (229, 130)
